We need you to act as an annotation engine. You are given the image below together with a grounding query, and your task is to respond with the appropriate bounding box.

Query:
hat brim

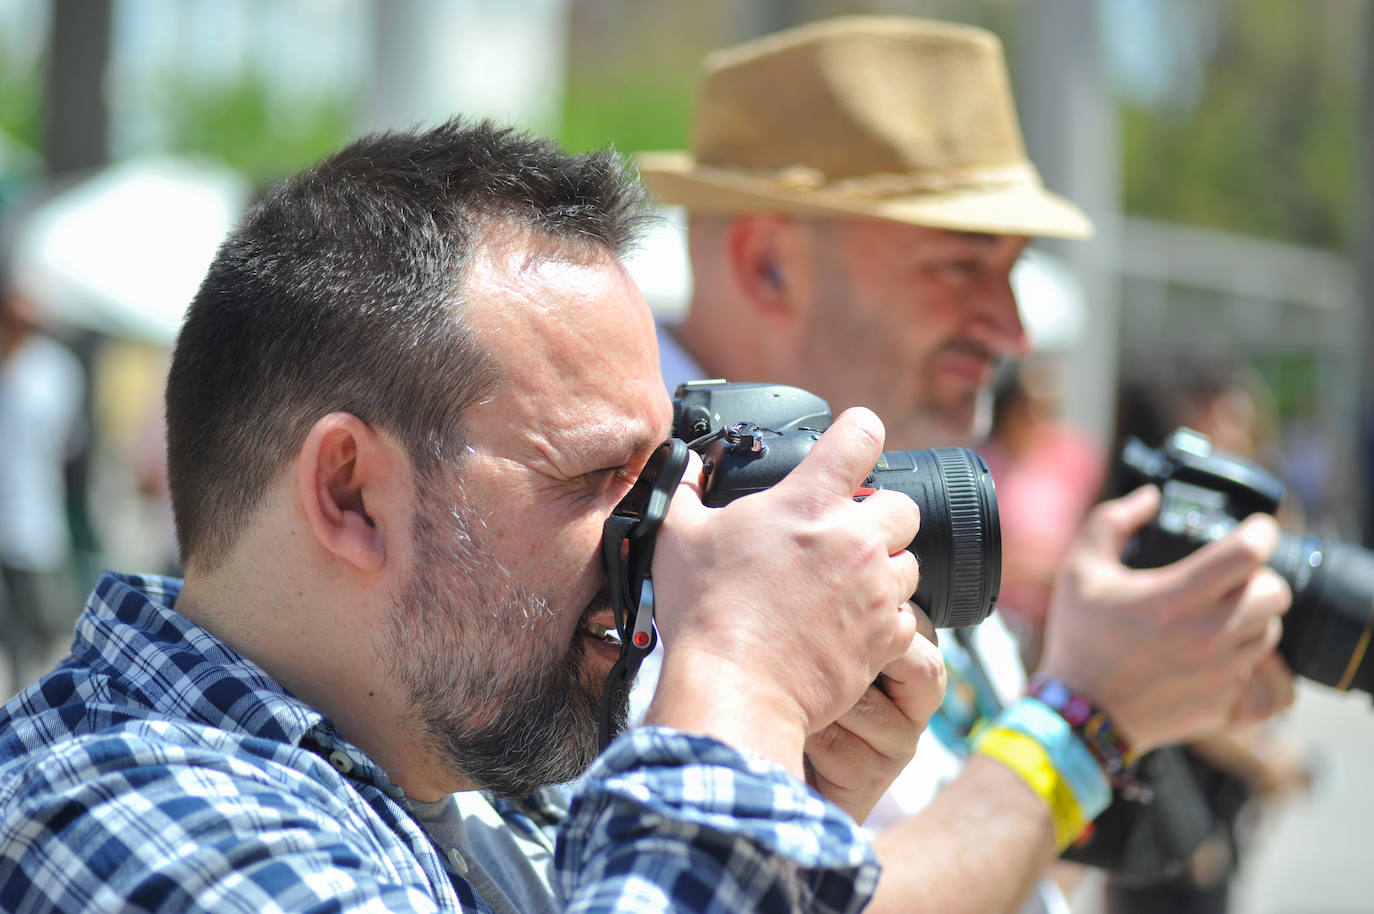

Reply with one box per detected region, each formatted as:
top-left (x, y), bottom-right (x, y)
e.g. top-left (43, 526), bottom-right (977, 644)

top-left (636, 152), bottom-right (1093, 240)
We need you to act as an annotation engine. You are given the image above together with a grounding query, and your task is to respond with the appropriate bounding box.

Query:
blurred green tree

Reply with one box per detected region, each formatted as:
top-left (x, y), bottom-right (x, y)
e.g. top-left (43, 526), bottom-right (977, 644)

top-left (1120, 0), bottom-right (1359, 251)
top-left (152, 70), bottom-right (353, 186)
top-left (0, 57), bottom-right (42, 157)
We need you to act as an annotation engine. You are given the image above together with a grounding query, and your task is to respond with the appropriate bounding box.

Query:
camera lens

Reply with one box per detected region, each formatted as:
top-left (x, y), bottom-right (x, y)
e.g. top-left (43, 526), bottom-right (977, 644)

top-left (870, 447), bottom-right (1002, 628)
top-left (1270, 533), bottom-right (1374, 696)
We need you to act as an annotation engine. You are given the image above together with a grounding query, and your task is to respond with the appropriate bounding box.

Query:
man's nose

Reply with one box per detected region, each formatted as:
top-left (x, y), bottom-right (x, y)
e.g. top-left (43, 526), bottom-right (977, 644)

top-left (974, 277), bottom-right (1032, 360)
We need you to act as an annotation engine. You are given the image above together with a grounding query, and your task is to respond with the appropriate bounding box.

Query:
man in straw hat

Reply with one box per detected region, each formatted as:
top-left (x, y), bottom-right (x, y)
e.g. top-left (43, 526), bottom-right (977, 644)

top-left (635, 16), bottom-right (1295, 914)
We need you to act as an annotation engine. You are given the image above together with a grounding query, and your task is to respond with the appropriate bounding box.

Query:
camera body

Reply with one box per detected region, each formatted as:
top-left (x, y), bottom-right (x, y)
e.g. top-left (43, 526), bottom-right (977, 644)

top-left (1118, 429), bottom-right (1284, 568)
top-left (1118, 428), bottom-right (1374, 696)
top-left (671, 380), bottom-right (1001, 629)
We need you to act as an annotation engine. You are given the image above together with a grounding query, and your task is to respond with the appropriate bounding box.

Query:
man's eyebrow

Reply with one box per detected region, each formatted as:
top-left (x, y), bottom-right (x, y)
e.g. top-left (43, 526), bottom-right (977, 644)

top-left (950, 231), bottom-right (1003, 246)
top-left (558, 420), bottom-right (666, 468)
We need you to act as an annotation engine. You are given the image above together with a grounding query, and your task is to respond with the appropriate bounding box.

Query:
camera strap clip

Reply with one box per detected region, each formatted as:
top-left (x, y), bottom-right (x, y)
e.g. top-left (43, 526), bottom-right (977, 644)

top-left (598, 437), bottom-right (689, 749)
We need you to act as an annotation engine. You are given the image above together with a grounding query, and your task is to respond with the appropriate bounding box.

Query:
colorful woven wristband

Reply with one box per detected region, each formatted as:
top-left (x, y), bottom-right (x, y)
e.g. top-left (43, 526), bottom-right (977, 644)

top-left (1028, 674), bottom-right (1140, 791)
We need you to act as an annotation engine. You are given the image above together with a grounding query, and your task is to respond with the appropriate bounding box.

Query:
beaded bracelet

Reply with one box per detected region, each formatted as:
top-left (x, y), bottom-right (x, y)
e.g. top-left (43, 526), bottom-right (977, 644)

top-left (1028, 674), bottom-right (1142, 794)
top-left (969, 723), bottom-right (1088, 851)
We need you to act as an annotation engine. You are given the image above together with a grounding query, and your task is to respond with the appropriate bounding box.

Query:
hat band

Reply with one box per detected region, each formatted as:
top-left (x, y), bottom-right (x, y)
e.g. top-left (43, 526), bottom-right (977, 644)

top-left (694, 160), bottom-right (1043, 199)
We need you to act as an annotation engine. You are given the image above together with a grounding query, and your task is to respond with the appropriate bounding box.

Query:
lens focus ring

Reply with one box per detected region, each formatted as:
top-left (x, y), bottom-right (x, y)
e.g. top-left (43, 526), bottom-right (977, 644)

top-left (935, 448), bottom-right (998, 628)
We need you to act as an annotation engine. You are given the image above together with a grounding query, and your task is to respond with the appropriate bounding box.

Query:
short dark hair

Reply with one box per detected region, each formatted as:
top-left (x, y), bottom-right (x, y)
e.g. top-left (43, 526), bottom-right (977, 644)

top-left (166, 118), bottom-right (650, 570)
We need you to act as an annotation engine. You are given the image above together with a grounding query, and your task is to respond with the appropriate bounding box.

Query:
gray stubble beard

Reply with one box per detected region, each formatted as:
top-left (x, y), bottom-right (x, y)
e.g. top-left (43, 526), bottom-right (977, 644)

top-left (387, 483), bottom-right (625, 799)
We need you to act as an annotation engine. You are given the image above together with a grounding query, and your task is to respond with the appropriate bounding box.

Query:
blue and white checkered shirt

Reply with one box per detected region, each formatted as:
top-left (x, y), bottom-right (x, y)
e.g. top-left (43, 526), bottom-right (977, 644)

top-left (0, 572), bottom-right (878, 913)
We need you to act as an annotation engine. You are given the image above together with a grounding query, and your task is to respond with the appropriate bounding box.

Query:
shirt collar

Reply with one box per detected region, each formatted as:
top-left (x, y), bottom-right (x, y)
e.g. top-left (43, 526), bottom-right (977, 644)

top-left (71, 571), bottom-right (395, 788)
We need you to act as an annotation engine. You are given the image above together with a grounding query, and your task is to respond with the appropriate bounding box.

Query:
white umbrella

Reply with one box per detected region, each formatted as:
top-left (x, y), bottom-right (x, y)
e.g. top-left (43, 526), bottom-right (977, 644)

top-left (1012, 247), bottom-right (1087, 353)
top-left (11, 157), bottom-right (250, 344)
top-left (623, 207), bottom-right (692, 322)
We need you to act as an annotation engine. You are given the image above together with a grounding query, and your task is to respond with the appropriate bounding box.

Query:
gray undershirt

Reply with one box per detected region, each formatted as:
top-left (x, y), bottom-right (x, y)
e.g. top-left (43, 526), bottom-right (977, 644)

top-left (408, 789), bottom-right (563, 914)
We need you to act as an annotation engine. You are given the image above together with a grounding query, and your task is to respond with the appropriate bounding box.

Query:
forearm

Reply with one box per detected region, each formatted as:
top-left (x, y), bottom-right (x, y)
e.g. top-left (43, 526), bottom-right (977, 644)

top-left (868, 754), bottom-right (1057, 914)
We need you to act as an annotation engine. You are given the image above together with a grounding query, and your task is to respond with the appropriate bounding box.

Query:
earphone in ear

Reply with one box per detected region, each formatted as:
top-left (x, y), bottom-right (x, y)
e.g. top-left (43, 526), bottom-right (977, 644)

top-left (765, 263), bottom-right (784, 287)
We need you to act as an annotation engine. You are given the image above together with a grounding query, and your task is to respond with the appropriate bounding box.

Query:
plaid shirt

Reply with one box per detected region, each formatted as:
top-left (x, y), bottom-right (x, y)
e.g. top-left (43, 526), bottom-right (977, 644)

top-left (0, 572), bottom-right (878, 913)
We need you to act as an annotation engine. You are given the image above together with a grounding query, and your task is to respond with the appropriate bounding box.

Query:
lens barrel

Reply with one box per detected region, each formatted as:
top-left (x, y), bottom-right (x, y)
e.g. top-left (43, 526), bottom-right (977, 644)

top-left (1271, 533), bottom-right (1374, 696)
top-left (871, 447), bottom-right (1002, 628)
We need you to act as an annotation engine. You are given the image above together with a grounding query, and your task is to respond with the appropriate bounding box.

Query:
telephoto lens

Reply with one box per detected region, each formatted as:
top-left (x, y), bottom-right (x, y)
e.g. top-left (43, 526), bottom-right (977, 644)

top-left (673, 380), bottom-right (1002, 629)
top-left (1269, 533), bottom-right (1374, 695)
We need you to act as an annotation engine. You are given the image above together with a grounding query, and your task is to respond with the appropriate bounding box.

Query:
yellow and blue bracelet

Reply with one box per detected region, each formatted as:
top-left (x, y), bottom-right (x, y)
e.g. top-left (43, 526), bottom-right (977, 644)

top-left (970, 696), bottom-right (1113, 850)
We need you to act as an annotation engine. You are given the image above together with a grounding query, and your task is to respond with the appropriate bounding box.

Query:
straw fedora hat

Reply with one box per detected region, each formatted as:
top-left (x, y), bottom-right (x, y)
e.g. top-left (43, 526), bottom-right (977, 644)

top-left (637, 16), bottom-right (1093, 239)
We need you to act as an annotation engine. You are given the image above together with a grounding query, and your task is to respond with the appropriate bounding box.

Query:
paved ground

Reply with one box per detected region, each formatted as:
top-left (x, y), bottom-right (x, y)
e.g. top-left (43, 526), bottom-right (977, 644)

top-left (1230, 680), bottom-right (1373, 914)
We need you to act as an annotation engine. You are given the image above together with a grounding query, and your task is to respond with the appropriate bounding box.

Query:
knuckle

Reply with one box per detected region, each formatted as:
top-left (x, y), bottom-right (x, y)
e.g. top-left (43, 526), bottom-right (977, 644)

top-left (1258, 570), bottom-right (1293, 613)
top-left (854, 525), bottom-right (888, 561)
top-left (1237, 537), bottom-right (1269, 567)
top-left (850, 687), bottom-right (882, 719)
top-left (1235, 516), bottom-right (1279, 563)
top-left (1180, 635), bottom-right (1218, 667)
top-left (913, 634), bottom-right (945, 676)
top-left (810, 725), bottom-right (845, 756)
top-left (1263, 617), bottom-right (1284, 649)
top-left (928, 654), bottom-right (948, 692)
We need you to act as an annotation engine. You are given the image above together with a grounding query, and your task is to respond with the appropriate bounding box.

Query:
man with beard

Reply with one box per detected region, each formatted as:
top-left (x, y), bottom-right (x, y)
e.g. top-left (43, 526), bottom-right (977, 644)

top-left (0, 120), bottom-right (939, 913)
top-left (633, 16), bottom-right (1295, 914)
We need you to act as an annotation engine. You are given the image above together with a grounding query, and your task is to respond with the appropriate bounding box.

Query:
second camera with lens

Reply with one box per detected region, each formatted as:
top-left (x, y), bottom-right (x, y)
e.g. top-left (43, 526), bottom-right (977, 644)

top-left (1117, 427), bottom-right (1374, 698)
top-left (1062, 427), bottom-right (1374, 883)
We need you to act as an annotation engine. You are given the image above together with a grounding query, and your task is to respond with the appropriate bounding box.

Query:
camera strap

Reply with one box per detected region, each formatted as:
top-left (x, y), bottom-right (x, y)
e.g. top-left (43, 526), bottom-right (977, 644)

top-left (598, 437), bottom-right (690, 749)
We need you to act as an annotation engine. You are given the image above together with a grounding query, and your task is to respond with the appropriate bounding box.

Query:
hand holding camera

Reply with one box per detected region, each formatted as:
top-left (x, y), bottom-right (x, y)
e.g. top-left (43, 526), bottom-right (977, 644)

top-left (673, 380), bottom-right (1002, 628)
top-left (645, 406), bottom-right (921, 772)
top-left (1056, 427), bottom-right (1374, 879)
top-left (1036, 485), bottom-right (1292, 754)
top-left (1051, 426), bottom-right (1374, 758)
top-left (618, 379), bottom-right (992, 780)
top-left (804, 608), bottom-right (947, 823)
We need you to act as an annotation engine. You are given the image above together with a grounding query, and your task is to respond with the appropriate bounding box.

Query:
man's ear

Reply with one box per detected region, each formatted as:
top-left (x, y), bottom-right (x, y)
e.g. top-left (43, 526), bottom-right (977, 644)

top-left (297, 412), bottom-right (401, 573)
top-left (722, 213), bottom-right (808, 328)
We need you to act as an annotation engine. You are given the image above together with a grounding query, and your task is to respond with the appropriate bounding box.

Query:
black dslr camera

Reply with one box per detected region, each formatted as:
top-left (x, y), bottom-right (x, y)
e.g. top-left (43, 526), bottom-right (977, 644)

top-left (1118, 427), bottom-right (1374, 696)
top-left (596, 379), bottom-right (1002, 748)
top-left (672, 380), bottom-right (1002, 629)
top-left (1063, 427), bottom-right (1374, 883)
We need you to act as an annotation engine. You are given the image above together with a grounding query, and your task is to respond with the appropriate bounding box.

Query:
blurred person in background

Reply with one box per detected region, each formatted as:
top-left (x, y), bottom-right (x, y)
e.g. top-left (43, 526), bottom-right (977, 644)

top-left (1111, 354), bottom-right (1280, 472)
top-left (1103, 355), bottom-right (1312, 914)
top-left (1279, 386), bottom-right (1363, 541)
top-left (983, 356), bottom-right (1105, 672)
top-left (0, 249), bottom-right (86, 696)
top-left (633, 17), bottom-right (1295, 914)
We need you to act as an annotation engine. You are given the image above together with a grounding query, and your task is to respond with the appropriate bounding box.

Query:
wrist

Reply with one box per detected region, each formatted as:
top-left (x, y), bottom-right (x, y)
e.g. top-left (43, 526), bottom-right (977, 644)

top-left (1027, 674), bottom-right (1142, 794)
top-left (647, 645), bottom-right (809, 780)
top-left (969, 696), bottom-right (1112, 850)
